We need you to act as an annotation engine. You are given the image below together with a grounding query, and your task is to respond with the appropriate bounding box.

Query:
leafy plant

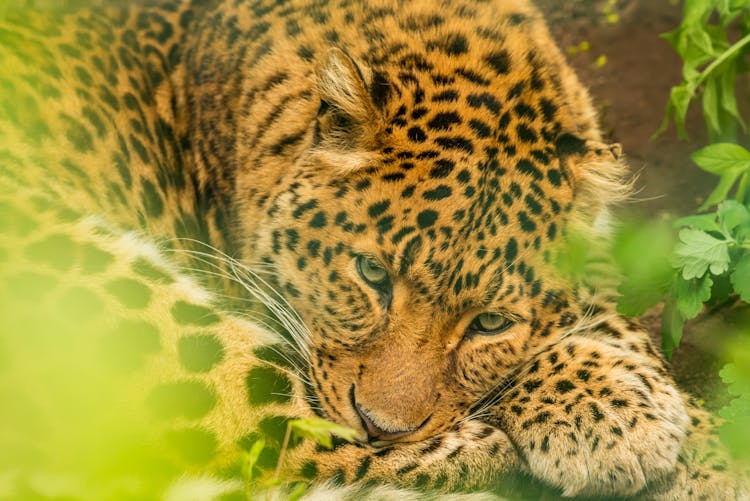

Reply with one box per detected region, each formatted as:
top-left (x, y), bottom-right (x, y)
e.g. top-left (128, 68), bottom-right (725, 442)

top-left (239, 417), bottom-right (359, 500)
top-left (653, 0), bottom-right (750, 354)
top-left (241, 438), bottom-right (266, 498)
top-left (140, 417), bottom-right (359, 501)
top-left (657, 0), bottom-right (750, 142)
top-left (664, 192), bottom-right (750, 356)
top-left (719, 356), bottom-right (750, 458)
top-left (617, 0), bottom-right (750, 460)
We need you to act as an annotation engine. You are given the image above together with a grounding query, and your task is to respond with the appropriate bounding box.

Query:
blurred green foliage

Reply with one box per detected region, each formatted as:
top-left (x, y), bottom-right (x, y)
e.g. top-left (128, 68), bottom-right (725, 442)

top-left (657, 0), bottom-right (750, 141)
top-left (620, 0), bottom-right (750, 460)
top-left (0, 243), bottom-right (357, 500)
top-left (0, 258), bottom-right (170, 499)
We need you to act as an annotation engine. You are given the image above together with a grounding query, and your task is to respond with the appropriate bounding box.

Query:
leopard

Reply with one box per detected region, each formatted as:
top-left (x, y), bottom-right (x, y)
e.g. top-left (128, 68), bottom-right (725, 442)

top-left (0, 0), bottom-right (746, 500)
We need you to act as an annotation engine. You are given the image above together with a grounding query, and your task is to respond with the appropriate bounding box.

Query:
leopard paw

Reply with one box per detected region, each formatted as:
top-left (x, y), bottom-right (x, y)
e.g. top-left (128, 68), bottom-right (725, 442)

top-left (494, 338), bottom-right (689, 497)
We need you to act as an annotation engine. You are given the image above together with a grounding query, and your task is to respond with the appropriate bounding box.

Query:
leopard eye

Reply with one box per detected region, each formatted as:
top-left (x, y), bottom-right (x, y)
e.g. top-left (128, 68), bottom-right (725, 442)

top-left (356, 255), bottom-right (389, 288)
top-left (469, 313), bottom-right (514, 335)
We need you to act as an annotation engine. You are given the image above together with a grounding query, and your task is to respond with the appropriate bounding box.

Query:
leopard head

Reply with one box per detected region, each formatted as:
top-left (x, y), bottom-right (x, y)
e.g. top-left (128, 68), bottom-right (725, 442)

top-left (238, 47), bottom-right (627, 443)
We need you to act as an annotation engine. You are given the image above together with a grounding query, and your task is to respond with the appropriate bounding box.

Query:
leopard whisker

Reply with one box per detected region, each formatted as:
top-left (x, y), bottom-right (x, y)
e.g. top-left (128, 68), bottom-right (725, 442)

top-left (181, 242), bottom-right (311, 349)
top-left (230, 316), bottom-right (312, 384)
top-left (168, 245), bottom-right (312, 359)
top-left (170, 251), bottom-right (309, 360)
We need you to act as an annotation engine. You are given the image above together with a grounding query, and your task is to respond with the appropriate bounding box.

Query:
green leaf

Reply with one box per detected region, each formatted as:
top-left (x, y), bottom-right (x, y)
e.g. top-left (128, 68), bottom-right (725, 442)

top-left (730, 253), bottom-right (750, 301)
top-left (673, 212), bottom-right (721, 232)
top-left (687, 24), bottom-right (716, 58)
top-left (552, 230), bottom-right (591, 281)
top-left (661, 297), bottom-right (685, 360)
top-left (721, 363), bottom-right (750, 398)
top-left (660, 25), bottom-right (684, 53)
top-left (682, 63), bottom-right (703, 84)
top-left (705, 23), bottom-right (732, 53)
top-left (708, 273), bottom-right (734, 304)
top-left (719, 398), bottom-right (750, 460)
top-left (718, 63), bottom-right (747, 132)
top-left (683, 0), bottom-right (715, 25)
top-left (241, 437), bottom-right (265, 487)
top-left (288, 482), bottom-right (308, 501)
top-left (693, 141), bottom-right (750, 209)
top-left (718, 200), bottom-right (750, 230)
top-left (671, 228), bottom-right (731, 278)
top-left (719, 341), bottom-right (750, 460)
top-left (613, 221), bottom-right (674, 316)
top-left (700, 172), bottom-right (743, 210)
top-left (288, 418), bottom-right (359, 449)
top-left (656, 82), bottom-right (696, 139)
top-left (247, 438), bottom-right (265, 466)
top-left (691, 143), bottom-right (750, 174)
top-left (617, 281), bottom-right (667, 317)
top-left (717, 0), bottom-right (747, 26)
top-left (702, 76), bottom-right (721, 136)
top-left (688, 25), bottom-right (715, 59)
top-left (240, 438), bottom-right (266, 490)
top-left (669, 83), bottom-right (694, 138)
top-left (672, 274), bottom-right (713, 319)
top-left (720, 394), bottom-right (750, 420)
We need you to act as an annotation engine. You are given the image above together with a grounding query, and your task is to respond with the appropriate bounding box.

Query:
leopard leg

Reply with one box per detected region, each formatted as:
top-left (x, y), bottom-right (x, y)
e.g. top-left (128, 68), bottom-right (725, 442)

top-left (485, 317), bottom-right (688, 498)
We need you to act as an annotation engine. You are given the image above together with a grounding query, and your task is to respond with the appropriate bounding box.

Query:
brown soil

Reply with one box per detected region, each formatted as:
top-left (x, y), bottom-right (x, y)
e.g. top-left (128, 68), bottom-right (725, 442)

top-left (541, 0), bottom-right (716, 216)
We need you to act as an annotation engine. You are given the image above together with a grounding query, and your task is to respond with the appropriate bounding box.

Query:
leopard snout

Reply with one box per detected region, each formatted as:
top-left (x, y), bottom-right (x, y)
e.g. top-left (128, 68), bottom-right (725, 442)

top-left (349, 384), bottom-right (432, 443)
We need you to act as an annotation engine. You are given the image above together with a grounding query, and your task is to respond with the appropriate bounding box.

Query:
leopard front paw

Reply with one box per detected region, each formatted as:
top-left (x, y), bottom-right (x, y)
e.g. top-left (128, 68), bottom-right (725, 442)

top-left (496, 345), bottom-right (689, 497)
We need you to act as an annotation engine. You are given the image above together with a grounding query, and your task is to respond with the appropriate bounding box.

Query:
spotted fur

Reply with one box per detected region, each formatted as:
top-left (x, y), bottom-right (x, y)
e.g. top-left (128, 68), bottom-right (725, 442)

top-left (0, 0), bottom-right (746, 499)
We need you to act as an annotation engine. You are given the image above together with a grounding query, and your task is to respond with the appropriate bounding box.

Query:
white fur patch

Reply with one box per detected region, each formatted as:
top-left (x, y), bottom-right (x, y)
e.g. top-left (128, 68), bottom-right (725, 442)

top-left (164, 476), bottom-right (505, 501)
top-left (164, 475), bottom-right (242, 501)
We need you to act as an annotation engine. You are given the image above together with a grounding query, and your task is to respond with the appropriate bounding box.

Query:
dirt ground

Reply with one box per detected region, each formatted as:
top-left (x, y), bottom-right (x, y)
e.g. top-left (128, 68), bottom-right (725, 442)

top-left (535, 0), bottom-right (748, 409)
top-left (540, 0), bottom-right (716, 216)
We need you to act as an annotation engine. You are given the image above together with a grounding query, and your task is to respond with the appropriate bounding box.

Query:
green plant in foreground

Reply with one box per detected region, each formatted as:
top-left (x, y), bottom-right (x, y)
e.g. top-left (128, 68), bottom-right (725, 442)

top-left (657, 0), bottom-right (750, 142)
top-left (719, 350), bottom-right (750, 459)
top-left (239, 417), bottom-right (359, 500)
top-left (654, 0), bottom-right (750, 355)
top-left (663, 144), bottom-right (750, 356)
top-left (619, 0), bottom-right (750, 460)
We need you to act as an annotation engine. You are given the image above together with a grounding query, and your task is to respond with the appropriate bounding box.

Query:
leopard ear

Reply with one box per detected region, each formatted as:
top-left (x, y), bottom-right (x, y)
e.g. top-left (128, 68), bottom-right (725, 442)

top-left (313, 48), bottom-right (381, 160)
top-left (555, 132), bottom-right (631, 231)
top-left (554, 133), bottom-right (621, 163)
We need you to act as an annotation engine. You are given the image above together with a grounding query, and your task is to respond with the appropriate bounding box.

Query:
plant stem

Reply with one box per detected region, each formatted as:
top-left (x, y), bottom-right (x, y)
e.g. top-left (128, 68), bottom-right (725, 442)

top-left (245, 472), bottom-right (251, 501)
top-left (273, 424), bottom-right (293, 480)
top-left (737, 172), bottom-right (749, 204)
top-left (695, 31), bottom-right (750, 90)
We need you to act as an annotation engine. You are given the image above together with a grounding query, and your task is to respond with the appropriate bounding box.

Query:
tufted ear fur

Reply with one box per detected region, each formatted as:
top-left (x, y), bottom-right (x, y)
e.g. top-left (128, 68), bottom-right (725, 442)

top-left (555, 132), bottom-right (631, 235)
top-left (312, 48), bottom-right (382, 171)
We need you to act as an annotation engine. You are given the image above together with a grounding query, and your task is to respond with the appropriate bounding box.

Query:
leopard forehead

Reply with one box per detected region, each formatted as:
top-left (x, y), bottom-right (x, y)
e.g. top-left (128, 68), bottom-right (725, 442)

top-left (277, 141), bottom-right (572, 315)
top-left (247, 41), bottom-right (600, 319)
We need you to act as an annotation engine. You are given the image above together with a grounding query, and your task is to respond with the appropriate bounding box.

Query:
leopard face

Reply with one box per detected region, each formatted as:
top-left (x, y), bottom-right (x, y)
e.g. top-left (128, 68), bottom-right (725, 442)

top-left (221, 3), bottom-right (627, 443)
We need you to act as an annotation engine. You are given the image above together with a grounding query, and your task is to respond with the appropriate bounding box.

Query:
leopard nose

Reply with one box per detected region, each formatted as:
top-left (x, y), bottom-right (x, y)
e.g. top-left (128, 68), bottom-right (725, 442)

top-left (349, 385), bottom-right (430, 443)
top-left (354, 403), bottom-right (416, 442)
